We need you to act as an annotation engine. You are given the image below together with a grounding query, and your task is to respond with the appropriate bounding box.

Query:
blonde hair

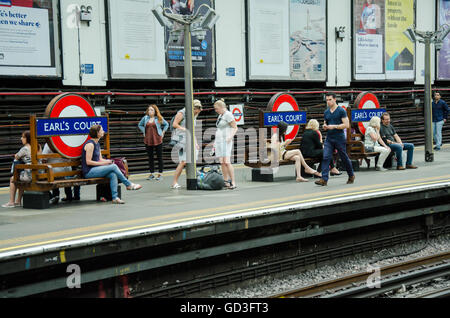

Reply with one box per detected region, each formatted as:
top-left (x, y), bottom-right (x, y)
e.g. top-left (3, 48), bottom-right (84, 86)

top-left (214, 98), bottom-right (227, 110)
top-left (193, 99), bottom-right (203, 109)
top-left (369, 116), bottom-right (381, 129)
top-left (305, 119), bottom-right (319, 130)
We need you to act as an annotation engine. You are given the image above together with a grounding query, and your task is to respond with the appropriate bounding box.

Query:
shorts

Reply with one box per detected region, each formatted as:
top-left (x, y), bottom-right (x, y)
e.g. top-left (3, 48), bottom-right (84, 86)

top-left (178, 146), bottom-right (199, 163)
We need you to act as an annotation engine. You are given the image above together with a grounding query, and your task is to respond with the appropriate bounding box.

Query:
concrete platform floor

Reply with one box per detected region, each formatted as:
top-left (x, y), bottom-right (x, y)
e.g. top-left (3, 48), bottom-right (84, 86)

top-left (0, 145), bottom-right (449, 255)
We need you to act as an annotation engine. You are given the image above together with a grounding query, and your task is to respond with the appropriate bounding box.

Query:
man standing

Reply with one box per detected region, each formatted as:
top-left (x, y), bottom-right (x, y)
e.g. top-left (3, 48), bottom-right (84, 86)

top-left (380, 112), bottom-right (418, 170)
top-left (432, 92), bottom-right (449, 151)
top-left (315, 93), bottom-right (355, 186)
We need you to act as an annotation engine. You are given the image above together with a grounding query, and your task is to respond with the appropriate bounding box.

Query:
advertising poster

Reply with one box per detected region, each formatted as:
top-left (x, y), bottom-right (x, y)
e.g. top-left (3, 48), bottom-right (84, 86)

top-left (0, 0), bottom-right (57, 76)
top-left (108, 0), bottom-right (166, 79)
top-left (354, 0), bottom-right (385, 79)
top-left (353, 0), bottom-right (415, 80)
top-left (289, 0), bottom-right (326, 81)
top-left (164, 0), bottom-right (215, 79)
top-left (385, 0), bottom-right (414, 79)
top-left (438, 0), bottom-right (450, 80)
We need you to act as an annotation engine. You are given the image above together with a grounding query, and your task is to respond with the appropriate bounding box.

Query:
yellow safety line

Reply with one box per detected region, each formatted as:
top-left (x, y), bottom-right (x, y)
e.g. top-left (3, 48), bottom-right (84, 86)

top-left (0, 175), bottom-right (449, 253)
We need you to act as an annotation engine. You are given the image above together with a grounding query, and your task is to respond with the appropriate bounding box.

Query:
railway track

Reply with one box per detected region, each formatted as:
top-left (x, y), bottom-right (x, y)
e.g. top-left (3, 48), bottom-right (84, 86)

top-left (272, 251), bottom-right (450, 298)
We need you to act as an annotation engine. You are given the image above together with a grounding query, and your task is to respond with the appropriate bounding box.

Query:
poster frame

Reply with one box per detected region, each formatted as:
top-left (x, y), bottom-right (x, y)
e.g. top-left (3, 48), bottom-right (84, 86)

top-left (246, 0), bottom-right (328, 82)
top-left (0, 0), bottom-right (62, 79)
top-left (351, 0), bottom-right (417, 82)
top-left (436, 0), bottom-right (450, 81)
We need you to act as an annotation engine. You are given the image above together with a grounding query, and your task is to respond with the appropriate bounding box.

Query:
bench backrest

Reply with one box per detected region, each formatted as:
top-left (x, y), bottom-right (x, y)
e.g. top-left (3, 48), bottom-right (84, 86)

top-left (29, 115), bottom-right (111, 182)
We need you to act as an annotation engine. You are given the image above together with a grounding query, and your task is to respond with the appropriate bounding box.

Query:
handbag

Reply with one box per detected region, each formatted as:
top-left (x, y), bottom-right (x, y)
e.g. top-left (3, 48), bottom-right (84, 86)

top-left (112, 157), bottom-right (128, 177)
top-left (169, 130), bottom-right (185, 147)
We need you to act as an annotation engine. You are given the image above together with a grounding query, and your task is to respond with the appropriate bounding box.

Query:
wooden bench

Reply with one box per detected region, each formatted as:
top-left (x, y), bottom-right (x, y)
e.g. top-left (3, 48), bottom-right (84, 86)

top-left (244, 136), bottom-right (321, 182)
top-left (345, 107), bottom-right (380, 169)
top-left (13, 115), bottom-right (128, 209)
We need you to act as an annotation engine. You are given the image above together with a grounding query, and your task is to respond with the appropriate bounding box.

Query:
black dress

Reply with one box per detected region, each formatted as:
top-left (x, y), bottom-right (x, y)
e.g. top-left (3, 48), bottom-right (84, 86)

top-left (300, 129), bottom-right (335, 170)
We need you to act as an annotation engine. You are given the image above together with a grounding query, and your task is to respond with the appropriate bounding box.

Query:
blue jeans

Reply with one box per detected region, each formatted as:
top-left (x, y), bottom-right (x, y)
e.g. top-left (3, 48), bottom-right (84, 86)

top-left (321, 138), bottom-right (354, 182)
top-left (85, 164), bottom-right (131, 200)
top-left (433, 120), bottom-right (444, 148)
top-left (388, 143), bottom-right (414, 167)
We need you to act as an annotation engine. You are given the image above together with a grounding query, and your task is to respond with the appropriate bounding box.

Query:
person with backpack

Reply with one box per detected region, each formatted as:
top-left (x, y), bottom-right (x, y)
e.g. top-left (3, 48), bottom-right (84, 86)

top-left (214, 99), bottom-right (238, 189)
top-left (170, 99), bottom-right (203, 189)
top-left (138, 104), bottom-right (169, 181)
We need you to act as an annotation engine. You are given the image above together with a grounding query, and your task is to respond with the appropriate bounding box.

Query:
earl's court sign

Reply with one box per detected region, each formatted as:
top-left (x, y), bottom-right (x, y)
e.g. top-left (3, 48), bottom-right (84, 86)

top-left (263, 93), bottom-right (306, 140)
top-left (37, 93), bottom-right (108, 158)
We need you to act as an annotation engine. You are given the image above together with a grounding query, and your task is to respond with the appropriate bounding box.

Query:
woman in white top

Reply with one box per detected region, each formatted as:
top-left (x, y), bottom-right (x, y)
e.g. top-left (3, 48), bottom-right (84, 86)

top-left (214, 99), bottom-right (238, 189)
top-left (271, 122), bottom-right (321, 182)
top-left (364, 116), bottom-right (391, 171)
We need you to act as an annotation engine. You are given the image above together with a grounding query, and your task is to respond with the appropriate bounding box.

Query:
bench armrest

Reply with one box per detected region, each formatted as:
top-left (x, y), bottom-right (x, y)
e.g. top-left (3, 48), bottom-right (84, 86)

top-left (347, 140), bottom-right (365, 152)
top-left (13, 164), bottom-right (54, 183)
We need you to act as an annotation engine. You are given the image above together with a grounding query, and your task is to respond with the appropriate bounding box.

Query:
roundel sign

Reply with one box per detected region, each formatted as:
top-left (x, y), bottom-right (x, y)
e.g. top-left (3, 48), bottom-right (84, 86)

top-left (42, 93), bottom-right (105, 159)
top-left (354, 92), bottom-right (381, 135)
top-left (266, 93), bottom-right (303, 140)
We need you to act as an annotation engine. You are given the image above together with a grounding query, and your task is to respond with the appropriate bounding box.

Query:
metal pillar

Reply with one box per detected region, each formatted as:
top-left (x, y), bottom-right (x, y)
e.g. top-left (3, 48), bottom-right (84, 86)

top-left (424, 38), bottom-right (434, 162)
top-left (184, 23), bottom-right (197, 190)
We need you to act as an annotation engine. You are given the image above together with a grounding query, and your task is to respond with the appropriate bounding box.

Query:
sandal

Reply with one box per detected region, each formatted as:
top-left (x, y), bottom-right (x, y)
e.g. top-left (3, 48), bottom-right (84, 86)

top-left (127, 183), bottom-right (142, 191)
top-left (112, 198), bottom-right (125, 204)
top-left (227, 184), bottom-right (237, 190)
top-left (296, 177), bottom-right (309, 182)
top-left (171, 183), bottom-right (181, 189)
top-left (224, 179), bottom-right (232, 187)
top-left (306, 168), bottom-right (321, 178)
top-left (2, 202), bottom-right (15, 208)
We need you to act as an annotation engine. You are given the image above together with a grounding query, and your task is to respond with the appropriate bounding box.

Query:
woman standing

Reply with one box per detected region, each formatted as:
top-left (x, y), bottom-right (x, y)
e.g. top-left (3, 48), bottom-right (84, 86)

top-left (271, 122), bottom-right (321, 182)
top-left (82, 125), bottom-right (142, 204)
top-left (364, 116), bottom-right (391, 171)
top-left (214, 99), bottom-right (238, 189)
top-left (2, 131), bottom-right (32, 208)
top-left (138, 104), bottom-right (169, 181)
top-left (300, 119), bottom-right (341, 175)
top-left (170, 99), bottom-right (203, 189)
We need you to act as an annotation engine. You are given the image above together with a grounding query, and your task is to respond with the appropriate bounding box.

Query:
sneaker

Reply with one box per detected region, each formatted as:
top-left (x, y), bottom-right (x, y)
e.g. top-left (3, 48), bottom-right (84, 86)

top-left (49, 196), bottom-right (59, 205)
top-left (171, 183), bottom-right (181, 189)
top-left (155, 174), bottom-right (163, 181)
top-left (376, 166), bottom-right (388, 172)
top-left (147, 174), bottom-right (155, 180)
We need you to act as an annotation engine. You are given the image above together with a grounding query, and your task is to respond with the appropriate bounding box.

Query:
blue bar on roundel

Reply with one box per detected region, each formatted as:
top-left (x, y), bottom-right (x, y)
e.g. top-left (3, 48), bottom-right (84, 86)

top-left (263, 111), bottom-right (307, 127)
top-left (36, 117), bottom-right (108, 137)
top-left (351, 109), bottom-right (386, 122)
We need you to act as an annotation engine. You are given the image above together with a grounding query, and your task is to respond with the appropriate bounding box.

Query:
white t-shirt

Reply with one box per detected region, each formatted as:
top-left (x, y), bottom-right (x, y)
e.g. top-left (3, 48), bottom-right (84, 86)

top-left (215, 111), bottom-right (235, 141)
top-left (42, 144), bottom-right (71, 174)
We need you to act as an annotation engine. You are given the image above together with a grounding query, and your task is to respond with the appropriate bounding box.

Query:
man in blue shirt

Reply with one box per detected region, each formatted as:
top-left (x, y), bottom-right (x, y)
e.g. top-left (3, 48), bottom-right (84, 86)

top-left (432, 92), bottom-right (449, 151)
top-left (315, 93), bottom-right (355, 186)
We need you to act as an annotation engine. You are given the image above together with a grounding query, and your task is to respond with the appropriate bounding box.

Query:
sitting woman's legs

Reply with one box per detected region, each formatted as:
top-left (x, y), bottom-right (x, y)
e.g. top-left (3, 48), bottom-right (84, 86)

top-left (284, 149), bottom-right (320, 181)
top-left (86, 164), bottom-right (132, 199)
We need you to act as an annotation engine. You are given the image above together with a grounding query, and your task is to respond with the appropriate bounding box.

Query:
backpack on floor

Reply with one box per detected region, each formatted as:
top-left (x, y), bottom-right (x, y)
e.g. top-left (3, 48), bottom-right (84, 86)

top-left (197, 165), bottom-right (224, 190)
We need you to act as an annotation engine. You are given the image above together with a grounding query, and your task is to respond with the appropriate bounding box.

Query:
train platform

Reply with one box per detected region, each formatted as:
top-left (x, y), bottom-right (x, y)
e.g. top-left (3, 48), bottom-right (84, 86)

top-left (0, 145), bottom-right (449, 259)
top-left (0, 145), bottom-right (450, 298)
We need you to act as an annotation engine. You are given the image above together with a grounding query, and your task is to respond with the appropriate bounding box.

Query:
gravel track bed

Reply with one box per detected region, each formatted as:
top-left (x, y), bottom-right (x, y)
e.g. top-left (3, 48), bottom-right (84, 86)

top-left (211, 234), bottom-right (450, 298)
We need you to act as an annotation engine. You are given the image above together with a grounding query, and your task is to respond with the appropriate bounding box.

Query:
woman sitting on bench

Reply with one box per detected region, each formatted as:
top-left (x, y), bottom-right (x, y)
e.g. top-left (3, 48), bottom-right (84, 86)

top-left (82, 125), bottom-right (142, 204)
top-left (2, 131), bottom-right (35, 208)
top-left (271, 121), bottom-right (321, 182)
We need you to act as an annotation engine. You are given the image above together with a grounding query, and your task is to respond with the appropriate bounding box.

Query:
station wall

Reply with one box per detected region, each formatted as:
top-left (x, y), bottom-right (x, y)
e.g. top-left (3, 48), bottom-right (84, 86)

top-left (0, 0), bottom-right (448, 87)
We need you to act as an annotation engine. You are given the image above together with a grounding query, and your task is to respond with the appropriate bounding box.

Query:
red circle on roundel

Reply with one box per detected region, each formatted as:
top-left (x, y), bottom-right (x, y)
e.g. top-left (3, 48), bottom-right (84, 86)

top-left (354, 92), bottom-right (380, 135)
top-left (232, 108), bottom-right (242, 122)
top-left (267, 93), bottom-right (300, 140)
top-left (45, 94), bottom-right (97, 159)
